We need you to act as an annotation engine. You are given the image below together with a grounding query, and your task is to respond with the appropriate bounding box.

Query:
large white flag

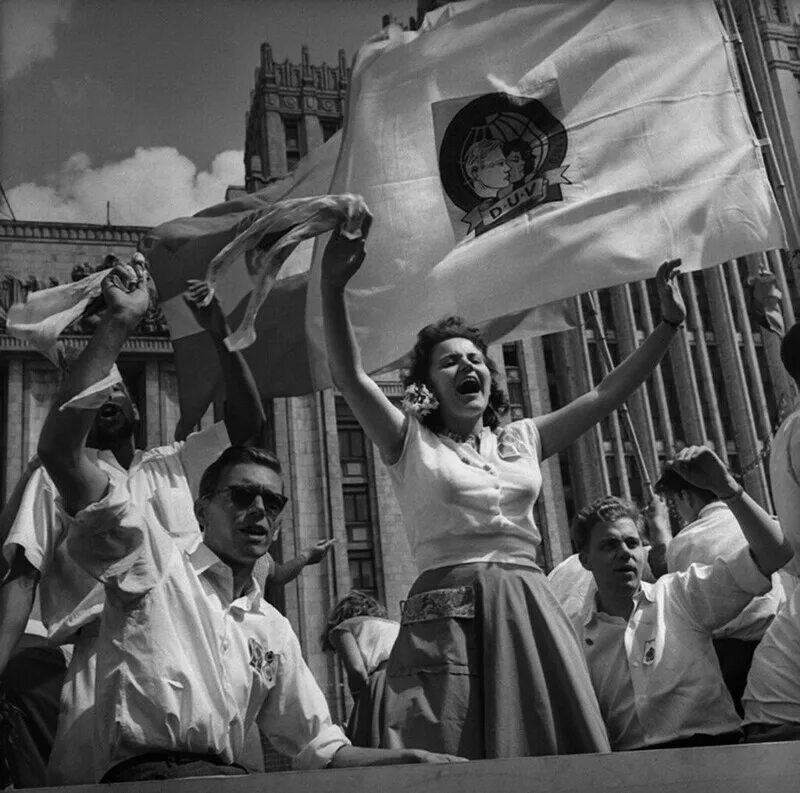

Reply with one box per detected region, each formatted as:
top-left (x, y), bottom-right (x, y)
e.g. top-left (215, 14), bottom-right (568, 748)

top-left (304, 0), bottom-right (785, 383)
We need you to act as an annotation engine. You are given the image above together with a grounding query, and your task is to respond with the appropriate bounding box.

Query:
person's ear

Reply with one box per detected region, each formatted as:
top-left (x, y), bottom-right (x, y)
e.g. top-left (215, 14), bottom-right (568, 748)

top-left (579, 550), bottom-right (592, 571)
top-left (194, 498), bottom-right (207, 530)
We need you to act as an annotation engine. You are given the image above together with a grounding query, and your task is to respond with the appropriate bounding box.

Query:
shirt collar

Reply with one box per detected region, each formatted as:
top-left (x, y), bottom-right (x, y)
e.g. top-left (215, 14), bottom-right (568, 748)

top-left (96, 447), bottom-right (145, 471)
top-left (188, 543), bottom-right (266, 614)
top-left (695, 501), bottom-right (727, 520)
top-left (583, 581), bottom-right (652, 626)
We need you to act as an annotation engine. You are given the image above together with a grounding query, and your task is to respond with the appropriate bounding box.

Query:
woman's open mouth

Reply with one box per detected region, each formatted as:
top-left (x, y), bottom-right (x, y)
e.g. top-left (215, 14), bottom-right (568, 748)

top-left (456, 377), bottom-right (481, 395)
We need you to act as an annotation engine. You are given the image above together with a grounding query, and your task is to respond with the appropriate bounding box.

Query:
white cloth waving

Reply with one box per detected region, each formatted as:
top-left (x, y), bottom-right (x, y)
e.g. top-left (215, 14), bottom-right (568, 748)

top-left (6, 271), bottom-right (107, 365)
top-left (202, 193), bottom-right (368, 351)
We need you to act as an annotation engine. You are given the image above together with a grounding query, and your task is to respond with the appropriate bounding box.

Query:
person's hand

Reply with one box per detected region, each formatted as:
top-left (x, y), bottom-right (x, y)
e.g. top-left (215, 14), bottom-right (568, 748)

top-left (183, 280), bottom-right (229, 340)
top-left (303, 538), bottom-right (336, 565)
top-left (666, 445), bottom-right (739, 499)
top-left (656, 258), bottom-right (686, 327)
top-left (407, 749), bottom-right (468, 763)
top-left (642, 494), bottom-right (671, 546)
top-left (320, 213), bottom-right (372, 290)
top-left (101, 261), bottom-right (149, 326)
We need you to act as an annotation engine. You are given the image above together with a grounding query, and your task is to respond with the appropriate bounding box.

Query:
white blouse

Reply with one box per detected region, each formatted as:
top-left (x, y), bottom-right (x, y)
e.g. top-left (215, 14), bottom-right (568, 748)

top-left (386, 416), bottom-right (543, 573)
top-left (331, 616), bottom-right (400, 675)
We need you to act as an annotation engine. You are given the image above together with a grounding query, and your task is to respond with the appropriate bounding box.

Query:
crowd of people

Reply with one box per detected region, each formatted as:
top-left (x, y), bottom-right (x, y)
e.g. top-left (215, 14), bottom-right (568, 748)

top-left (0, 219), bottom-right (799, 785)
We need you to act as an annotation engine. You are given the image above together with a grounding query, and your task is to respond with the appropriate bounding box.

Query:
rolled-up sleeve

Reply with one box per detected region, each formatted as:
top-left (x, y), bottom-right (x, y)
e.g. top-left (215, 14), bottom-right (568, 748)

top-left (3, 467), bottom-right (59, 572)
top-left (256, 626), bottom-right (350, 769)
top-left (676, 547), bottom-right (771, 631)
top-left (66, 480), bottom-right (169, 597)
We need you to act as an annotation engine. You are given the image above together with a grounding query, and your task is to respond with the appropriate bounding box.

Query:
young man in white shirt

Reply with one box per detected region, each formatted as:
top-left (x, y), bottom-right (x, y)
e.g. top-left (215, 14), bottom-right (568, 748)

top-left (649, 467), bottom-right (784, 714)
top-left (1, 260), bottom-right (263, 785)
top-left (570, 445), bottom-right (792, 751)
top-left (36, 261), bottom-right (462, 781)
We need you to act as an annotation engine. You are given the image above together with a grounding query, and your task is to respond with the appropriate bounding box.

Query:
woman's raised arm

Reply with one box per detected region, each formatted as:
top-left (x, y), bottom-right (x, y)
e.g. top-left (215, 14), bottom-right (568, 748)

top-left (535, 259), bottom-right (686, 460)
top-left (321, 223), bottom-right (405, 462)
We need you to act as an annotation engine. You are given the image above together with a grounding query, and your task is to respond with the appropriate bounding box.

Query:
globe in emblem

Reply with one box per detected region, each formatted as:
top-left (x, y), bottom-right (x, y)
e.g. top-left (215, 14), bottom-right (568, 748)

top-left (438, 93), bottom-right (570, 235)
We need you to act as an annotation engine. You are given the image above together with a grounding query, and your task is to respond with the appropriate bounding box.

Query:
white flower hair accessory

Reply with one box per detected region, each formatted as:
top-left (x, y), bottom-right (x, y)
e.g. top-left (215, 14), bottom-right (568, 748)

top-left (401, 383), bottom-right (439, 418)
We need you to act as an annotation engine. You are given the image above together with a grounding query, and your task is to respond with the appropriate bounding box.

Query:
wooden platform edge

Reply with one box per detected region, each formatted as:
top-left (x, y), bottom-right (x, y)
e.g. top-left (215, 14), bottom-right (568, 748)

top-left (27, 740), bottom-right (800, 793)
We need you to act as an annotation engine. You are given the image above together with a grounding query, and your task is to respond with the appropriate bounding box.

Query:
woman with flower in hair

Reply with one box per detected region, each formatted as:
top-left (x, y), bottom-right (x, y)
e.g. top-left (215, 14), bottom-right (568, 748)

top-left (320, 219), bottom-right (686, 759)
top-left (323, 591), bottom-right (400, 748)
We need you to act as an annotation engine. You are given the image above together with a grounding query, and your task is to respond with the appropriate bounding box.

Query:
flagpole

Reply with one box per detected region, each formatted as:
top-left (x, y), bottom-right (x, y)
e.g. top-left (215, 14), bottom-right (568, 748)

top-left (582, 291), bottom-right (655, 503)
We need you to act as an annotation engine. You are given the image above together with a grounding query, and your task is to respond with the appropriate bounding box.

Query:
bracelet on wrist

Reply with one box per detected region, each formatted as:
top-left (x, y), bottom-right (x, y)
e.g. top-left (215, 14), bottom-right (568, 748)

top-left (719, 481), bottom-right (745, 502)
top-left (662, 318), bottom-right (684, 329)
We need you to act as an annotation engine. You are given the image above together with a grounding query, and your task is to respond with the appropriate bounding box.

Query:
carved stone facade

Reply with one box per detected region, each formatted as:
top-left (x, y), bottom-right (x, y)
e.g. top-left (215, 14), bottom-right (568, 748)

top-left (244, 44), bottom-right (348, 191)
top-left (0, 221), bottom-right (180, 497)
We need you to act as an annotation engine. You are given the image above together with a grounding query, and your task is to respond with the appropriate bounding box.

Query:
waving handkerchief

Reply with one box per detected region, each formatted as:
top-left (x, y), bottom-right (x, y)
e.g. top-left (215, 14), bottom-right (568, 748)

top-left (6, 271), bottom-right (108, 365)
top-left (203, 193), bottom-right (368, 351)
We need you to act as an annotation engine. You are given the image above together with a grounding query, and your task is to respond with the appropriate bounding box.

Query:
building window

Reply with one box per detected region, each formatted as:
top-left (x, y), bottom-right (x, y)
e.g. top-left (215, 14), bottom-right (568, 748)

top-left (343, 485), bottom-right (376, 591)
top-left (284, 118), bottom-right (301, 171)
top-left (337, 399), bottom-right (380, 597)
top-left (770, 0), bottom-right (788, 23)
top-left (338, 424), bottom-right (366, 477)
top-left (321, 118), bottom-right (341, 141)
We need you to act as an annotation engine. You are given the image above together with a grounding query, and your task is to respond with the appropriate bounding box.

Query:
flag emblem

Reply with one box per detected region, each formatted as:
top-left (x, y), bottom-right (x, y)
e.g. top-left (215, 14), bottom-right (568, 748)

top-left (435, 91), bottom-right (571, 236)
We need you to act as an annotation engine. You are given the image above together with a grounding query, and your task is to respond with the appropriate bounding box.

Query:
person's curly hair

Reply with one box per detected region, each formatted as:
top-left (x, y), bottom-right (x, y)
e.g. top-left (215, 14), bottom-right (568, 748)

top-left (322, 590), bottom-right (388, 651)
top-left (571, 495), bottom-right (643, 554)
top-left (403, 316), bottom-right (508, 432)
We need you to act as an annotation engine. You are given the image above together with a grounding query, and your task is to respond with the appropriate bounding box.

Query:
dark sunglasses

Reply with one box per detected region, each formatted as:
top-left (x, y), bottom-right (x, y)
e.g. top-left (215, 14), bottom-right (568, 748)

top-left (213, 485), bottom-right (288, 517)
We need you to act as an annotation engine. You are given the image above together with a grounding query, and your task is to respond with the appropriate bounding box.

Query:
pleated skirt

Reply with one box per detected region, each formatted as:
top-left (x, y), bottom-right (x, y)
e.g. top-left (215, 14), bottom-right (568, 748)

top-left (382, 561), bottom-right (610, 758)
top-left (345, 661), bottom-right (389, 748)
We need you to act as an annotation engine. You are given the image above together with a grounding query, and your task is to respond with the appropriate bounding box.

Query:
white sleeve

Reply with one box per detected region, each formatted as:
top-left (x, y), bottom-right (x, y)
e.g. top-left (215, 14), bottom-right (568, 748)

top-left (256, 624), bottom-right (350, 769)
top-left (179, 421), bottom-right (231, 498)
top-left (671, 548), bottom-right (771, 631)
top-left (2, 467), bottom-right (60, 573)
top-left (66, 480), bottom-right (174, 597)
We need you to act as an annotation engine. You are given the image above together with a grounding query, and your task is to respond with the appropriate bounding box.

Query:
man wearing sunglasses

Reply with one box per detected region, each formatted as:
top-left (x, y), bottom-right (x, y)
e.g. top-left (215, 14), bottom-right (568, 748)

top-left (18, 258), bottom-right (267, 785)
top-left (36, 263), bottom-right (463, 780)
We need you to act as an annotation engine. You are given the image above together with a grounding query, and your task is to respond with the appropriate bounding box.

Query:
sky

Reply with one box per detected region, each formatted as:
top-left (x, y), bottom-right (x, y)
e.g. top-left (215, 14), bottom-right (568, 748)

top-left (0, 0), bottom-right (416, 226)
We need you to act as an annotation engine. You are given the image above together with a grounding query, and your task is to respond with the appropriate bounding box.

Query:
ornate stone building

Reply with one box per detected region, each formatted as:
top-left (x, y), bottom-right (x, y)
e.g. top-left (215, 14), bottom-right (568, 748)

top-left (0, 222), bottom-right (178, 500)
top-left (1, 0), bottom-right (798, 730)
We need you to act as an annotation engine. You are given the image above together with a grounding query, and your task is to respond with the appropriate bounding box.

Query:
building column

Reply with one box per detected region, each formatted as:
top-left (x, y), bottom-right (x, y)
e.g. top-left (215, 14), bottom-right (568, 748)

top-left (276, 393), bottom-right (341, 709)
top-left (683, 274), bottom-right (727, 455)
top-left (143, 360), bottom-right (161, 449)
top-left (704, 266), bottom-right (769, 504)
top-left (632, 280), bottom-right (676, 456)
top-left (520, 336), bottom-right (572, 565)
top-left (318, 389), bottom-right (350, 602)
top-left (303, 110), bottom-right (324, 153)
top-left (609, 285), bottom-right (659, 478)
top-left (5, 359), bottom-right (24, 498)
top-left (264, 109), bottom-right (288, 178)
top-left (550, 318), bottom-right (608, 509)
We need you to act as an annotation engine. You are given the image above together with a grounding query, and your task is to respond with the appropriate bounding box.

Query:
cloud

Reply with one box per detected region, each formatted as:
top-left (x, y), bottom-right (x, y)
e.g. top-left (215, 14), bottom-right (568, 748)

top-left (1, 0), bottom-right (74, 83)
top-left (6, 147), bottom-right (246, 226)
